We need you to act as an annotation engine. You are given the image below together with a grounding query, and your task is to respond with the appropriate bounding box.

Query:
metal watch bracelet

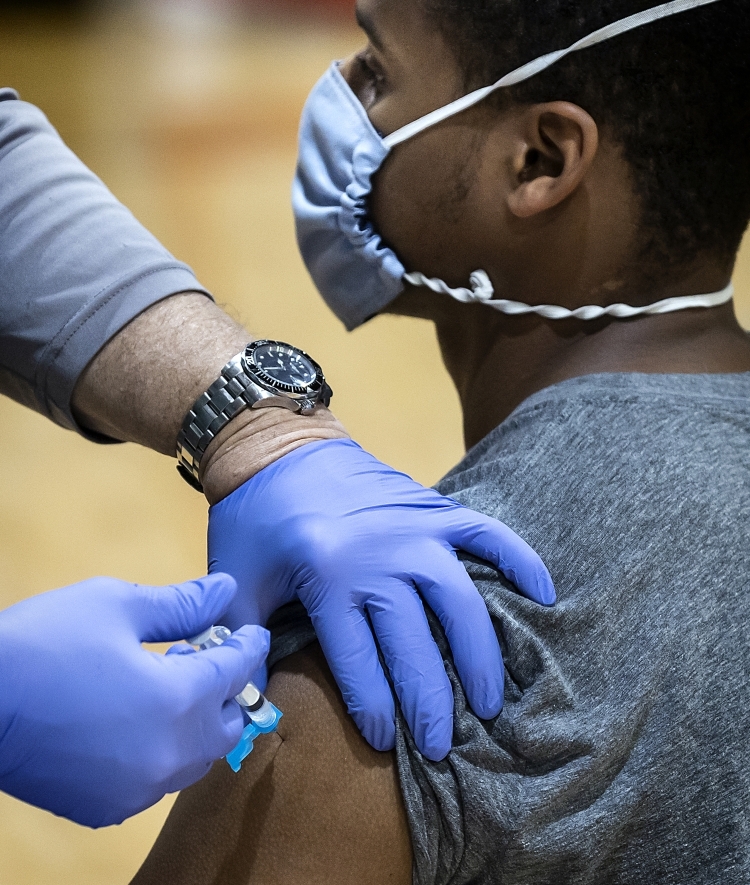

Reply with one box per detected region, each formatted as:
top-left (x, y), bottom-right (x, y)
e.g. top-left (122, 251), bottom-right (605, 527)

top-left (176, 353), bottom-right (271, 492)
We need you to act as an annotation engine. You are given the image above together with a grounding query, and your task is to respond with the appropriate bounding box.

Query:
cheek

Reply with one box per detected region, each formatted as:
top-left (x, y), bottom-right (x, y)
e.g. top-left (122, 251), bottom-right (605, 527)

top-left (370, 127), bottom-right (480, 277)
top-left (369, 155), bottom-right (420, 263)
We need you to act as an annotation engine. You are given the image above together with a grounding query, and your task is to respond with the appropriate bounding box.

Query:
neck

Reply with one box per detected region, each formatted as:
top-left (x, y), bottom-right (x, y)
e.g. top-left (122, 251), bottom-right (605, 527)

top-left (429, 280), bottom-right (750, 450)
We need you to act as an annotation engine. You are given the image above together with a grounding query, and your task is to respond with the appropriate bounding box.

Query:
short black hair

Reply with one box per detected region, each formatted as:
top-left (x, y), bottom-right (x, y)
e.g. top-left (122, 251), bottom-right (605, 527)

top-left (425, 0), bottom-right (750, 275)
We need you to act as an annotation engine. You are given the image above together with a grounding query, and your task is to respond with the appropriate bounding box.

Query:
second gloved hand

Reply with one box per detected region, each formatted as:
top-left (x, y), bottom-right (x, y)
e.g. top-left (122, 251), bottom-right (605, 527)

top-left (0, 573), bottom-right (269, 828)
top-left (208, 439), bottom-right (555, 761)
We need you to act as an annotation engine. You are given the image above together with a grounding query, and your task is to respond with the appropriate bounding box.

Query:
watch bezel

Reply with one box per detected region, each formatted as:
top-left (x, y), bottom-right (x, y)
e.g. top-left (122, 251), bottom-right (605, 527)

top-left (242, 339), bottom-right (326, 398)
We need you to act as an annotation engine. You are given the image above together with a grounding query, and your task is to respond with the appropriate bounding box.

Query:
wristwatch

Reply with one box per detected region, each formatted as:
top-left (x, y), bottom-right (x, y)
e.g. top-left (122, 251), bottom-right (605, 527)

top-left (176, 339), bottom-right (332, 491)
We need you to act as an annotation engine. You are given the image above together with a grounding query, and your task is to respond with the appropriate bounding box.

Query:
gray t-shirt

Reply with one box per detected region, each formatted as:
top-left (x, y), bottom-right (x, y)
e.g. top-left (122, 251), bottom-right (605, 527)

top-left (269, 370), bottom-right (750, 885)
top-left (0, 89), bottom-right (210, 437)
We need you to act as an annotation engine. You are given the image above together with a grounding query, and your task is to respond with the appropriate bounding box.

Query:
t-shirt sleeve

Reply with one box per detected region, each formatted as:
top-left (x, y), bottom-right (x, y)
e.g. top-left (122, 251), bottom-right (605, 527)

top-left (0, 87), bottom-right (213, 439)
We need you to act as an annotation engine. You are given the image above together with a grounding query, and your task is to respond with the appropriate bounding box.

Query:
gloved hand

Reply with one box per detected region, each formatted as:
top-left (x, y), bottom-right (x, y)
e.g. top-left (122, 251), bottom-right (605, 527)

top-left (0, 573), bottom-right (269, 828)
top-left (208, 439), bottom-right (555, 761)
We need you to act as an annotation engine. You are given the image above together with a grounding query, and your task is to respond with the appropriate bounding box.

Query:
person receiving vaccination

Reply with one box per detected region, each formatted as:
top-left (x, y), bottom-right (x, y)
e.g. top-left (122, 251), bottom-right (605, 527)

top-left (0, 68), bottom-right (556, 826)
top-left (131, 1), bottom-right (750, 883)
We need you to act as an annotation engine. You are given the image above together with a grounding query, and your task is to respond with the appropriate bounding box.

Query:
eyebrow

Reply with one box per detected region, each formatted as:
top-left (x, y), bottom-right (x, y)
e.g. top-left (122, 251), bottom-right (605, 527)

top-left (355, 5), bottom-right (386, 52)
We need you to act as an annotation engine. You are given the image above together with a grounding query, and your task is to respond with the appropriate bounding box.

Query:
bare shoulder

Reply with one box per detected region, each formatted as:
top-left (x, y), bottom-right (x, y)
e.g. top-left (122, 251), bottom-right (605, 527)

top-left (131, 644), bottom-right (413, 885)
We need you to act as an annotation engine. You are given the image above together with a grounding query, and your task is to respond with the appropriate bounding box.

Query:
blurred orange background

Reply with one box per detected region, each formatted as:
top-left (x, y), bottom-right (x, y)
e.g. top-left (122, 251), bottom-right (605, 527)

top-left (0, 2), bottom-right (748, 882)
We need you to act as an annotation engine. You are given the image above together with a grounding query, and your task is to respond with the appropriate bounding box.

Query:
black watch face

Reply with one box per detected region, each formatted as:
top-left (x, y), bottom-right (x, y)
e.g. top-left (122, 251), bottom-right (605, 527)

top-left (251, 342), bottom-right (318, 392)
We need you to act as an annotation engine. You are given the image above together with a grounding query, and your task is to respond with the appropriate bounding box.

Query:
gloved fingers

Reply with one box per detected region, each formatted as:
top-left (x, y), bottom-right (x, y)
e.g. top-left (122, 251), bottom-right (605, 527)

top-left (163, 638), bottom-right (252, 781)
top-left (311, 609), bottom-right (397, 753)
top-left (414, 549), bottom-right (504, 720)
top-left (185, 624), bottom-right (271, 704)
top-left (365, 582), bottom-right (454, 762)
top-left (161, 692), bottom-right (245, 796)
top-left (165, 643), bottom-right (196, 657)
top-left (161, 758), bottom-right (217, 797)
top-left (164, 627), bottom-right (266, 754)
top-left (130, 573), bottom-right (239, 643)
top-left (445, 511), bottom-right (556, 606)
top-left (201, 697), bottom-right (245, 763)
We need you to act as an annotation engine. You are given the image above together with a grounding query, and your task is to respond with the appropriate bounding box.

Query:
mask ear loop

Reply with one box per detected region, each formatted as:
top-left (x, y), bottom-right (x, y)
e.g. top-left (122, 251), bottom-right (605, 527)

top-left (403, 270), bottom-right (495, 304)
top-left (404, 270), bottom-right (735, 320)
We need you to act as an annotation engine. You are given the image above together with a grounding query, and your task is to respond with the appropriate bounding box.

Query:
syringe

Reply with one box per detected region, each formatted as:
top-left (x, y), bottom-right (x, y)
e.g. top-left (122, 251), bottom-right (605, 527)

top-left (189, 625), bottom-right (282, 772)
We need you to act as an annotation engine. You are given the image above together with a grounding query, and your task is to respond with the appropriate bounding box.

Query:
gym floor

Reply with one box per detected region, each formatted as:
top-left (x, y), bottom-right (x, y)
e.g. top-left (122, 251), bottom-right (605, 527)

top-left (0, 3), bottom-right (748, 882)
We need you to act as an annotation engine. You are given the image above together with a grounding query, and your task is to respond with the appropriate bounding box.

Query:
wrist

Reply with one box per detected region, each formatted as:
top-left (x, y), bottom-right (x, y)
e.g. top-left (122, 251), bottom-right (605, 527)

top-left (200, 406), bottom-right (350, 505)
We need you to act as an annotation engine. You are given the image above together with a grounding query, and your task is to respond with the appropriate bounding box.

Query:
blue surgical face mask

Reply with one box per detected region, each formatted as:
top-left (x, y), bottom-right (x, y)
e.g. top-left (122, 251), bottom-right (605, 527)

top-left (293, 0), bottom-right (731, 331)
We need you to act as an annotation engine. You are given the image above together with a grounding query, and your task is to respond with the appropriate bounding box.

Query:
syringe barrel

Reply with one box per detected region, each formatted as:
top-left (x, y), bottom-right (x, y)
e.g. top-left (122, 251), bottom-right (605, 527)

top-left (189, 626), bottom-right (277, 728)
top-left (187, 624), bottom-right (282, 773)
top-left (235, 683), bottom-right (276, 728)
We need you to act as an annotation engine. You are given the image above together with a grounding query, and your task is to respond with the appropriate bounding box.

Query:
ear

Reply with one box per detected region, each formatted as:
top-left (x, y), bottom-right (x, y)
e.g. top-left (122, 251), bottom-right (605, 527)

top-left (506, 102), bottom-right (599, 219)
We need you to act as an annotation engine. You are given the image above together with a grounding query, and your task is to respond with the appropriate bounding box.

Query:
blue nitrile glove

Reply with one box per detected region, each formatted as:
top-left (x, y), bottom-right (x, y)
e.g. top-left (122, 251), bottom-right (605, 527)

top-left (208, 439), bottom-right (555, 762)
top-left (0, 573), bottom-right (269, 828)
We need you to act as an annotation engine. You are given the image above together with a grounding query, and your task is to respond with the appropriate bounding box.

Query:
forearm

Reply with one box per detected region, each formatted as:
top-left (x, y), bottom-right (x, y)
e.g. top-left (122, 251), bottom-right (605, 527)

top-left (71, 293), bottom-right (348, 503)
top-left (71, 293), bottom-right (248, 455)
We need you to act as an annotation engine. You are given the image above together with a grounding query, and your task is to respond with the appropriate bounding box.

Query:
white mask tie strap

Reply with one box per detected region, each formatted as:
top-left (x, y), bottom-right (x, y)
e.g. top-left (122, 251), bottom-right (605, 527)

top-left (403, 270), bottom-right (496, 304)
top-left (403, 270), bottom-right (734, 320)
top-left (384, 0), bottom-right (722, 149)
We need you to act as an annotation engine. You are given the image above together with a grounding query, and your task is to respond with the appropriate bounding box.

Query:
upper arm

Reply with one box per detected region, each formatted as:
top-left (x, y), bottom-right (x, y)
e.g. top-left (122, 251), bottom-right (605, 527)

top-left (131, 644), bottom-right (413, 885)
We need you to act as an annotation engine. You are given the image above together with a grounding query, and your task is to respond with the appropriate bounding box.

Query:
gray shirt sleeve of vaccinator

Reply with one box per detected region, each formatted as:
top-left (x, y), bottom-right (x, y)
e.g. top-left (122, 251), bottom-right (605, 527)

top-left (0, 87), bottom-right (212, 438)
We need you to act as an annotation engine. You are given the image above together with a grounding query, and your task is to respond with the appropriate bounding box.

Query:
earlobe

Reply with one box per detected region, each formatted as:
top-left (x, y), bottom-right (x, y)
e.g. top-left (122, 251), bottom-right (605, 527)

top-left (507, 102), bottom-right (598, 219)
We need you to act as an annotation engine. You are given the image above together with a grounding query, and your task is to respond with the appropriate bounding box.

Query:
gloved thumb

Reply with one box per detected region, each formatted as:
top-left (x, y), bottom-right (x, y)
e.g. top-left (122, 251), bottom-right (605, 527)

top-left (130, 573), bottom-right (239, 644)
